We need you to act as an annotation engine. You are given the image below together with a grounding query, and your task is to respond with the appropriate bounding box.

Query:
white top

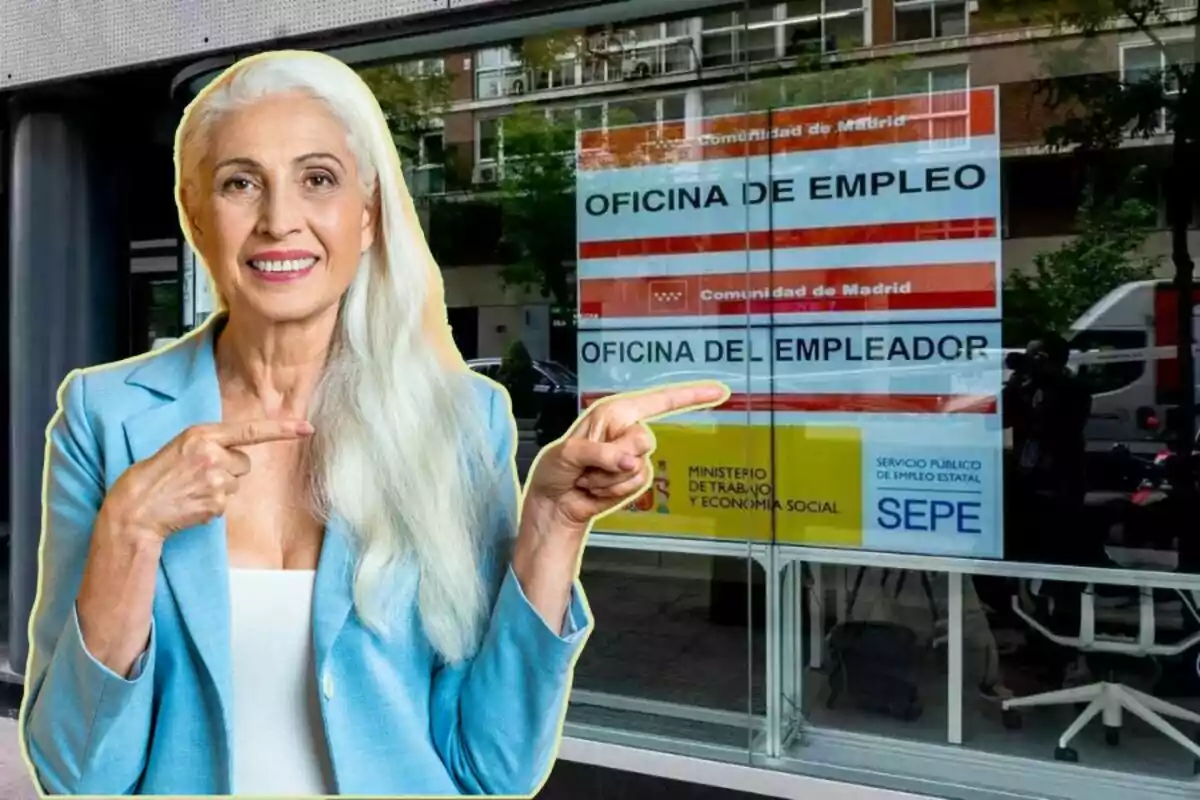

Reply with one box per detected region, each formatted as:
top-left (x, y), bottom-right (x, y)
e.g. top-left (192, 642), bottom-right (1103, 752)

top-left (229, 568), bottom-right (335, 797)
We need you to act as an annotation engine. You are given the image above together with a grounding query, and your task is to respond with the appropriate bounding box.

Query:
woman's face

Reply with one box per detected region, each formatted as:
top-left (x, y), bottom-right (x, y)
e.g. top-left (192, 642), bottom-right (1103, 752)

top-left (187, 91), bottom-right (376, 325)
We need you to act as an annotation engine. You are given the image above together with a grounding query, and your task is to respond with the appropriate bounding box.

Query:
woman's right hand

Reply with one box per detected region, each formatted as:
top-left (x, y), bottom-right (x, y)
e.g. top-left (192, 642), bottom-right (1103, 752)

top-left (99, 419), bottom-right (314, 542)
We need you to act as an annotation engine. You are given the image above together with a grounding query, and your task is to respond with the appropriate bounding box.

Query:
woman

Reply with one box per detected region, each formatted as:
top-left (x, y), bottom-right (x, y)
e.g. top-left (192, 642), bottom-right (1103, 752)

top-left (19, 50), bottom-right (727, 797)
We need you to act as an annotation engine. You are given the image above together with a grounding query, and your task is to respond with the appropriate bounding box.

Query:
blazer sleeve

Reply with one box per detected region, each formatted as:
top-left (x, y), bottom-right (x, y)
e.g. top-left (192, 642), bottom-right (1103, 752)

top-left (429, 382), bottom-right (593, 796)
top-left (20, 371), bottom-right (158, 796)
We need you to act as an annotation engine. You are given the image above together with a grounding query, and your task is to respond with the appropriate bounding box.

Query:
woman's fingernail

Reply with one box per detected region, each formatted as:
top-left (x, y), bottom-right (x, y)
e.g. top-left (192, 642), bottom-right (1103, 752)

top-left (619, 454), bottom-right (638, 471)
top-left (298, 421), bottom-right (315, 434)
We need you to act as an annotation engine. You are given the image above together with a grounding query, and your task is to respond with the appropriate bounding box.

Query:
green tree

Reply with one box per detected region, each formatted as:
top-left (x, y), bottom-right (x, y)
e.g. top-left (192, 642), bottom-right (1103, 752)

top-left (1003, 177), bottom-right (1162, 345)
top-left (495, 338), bottom-right (538, 417)
top-left (983, 0), bottom-right (1200, 452)
top-left (494, 109), bottom-right (578, 310)
top-left (358, 62), bottom-right (452, 168)
top-left (761, 53), bottom-right (918, 108)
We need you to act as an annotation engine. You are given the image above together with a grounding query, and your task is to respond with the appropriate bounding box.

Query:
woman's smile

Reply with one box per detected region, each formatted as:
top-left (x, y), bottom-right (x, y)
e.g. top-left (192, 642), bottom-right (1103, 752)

top-left (246, 249), bottom-right (321, 284)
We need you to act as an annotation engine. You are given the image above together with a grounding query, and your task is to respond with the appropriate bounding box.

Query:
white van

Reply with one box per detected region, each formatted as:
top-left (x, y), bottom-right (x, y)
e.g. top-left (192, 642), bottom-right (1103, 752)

top-left (1067, 279), bottom-right (1200, 450)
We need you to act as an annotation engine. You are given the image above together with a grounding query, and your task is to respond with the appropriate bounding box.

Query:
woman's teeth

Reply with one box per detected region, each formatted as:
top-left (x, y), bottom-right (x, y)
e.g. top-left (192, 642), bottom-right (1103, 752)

top-left (248, 257), bottom-right (317, 273)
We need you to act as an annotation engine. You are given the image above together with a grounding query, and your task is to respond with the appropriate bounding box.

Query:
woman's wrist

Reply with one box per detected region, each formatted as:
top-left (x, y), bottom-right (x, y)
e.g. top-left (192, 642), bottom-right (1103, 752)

top-left (96, 496), bottom-right (166, 551)
top-left (511, 495), bottom-right (586, 630)
top-left (77, 510), bottom-right (162, 674)
top-left (515, 495), bottom-right (586, 566)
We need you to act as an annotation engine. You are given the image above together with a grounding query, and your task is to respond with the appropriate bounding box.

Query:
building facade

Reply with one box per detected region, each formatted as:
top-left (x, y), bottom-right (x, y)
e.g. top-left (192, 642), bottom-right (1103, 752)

top-left (399, 1), bottom-right (1199, 365)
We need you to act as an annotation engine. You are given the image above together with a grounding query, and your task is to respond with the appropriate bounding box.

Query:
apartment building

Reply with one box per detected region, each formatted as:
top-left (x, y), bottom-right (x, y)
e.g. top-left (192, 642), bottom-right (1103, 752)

top-left (388, 0), bottom-right (1195, 362)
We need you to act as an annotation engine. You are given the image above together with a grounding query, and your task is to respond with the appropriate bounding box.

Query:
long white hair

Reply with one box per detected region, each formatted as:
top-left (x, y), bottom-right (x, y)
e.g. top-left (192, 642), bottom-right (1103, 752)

top-left (174, 50), bottom-right (506, 664)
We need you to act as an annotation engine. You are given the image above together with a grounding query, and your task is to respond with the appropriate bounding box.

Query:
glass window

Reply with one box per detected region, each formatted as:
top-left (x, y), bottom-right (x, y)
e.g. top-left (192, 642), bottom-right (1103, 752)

top-left (786, 0), bottom-right (822, 17)
top-left (783, 19), bottom-right (823, 57)
top-left (747, 3), bottom-right (778, 25)
top-left (579, 104), bottom-right (604, 130)
top-left (474, 45), bottom-right (534, 99)
top-left (661, 94), bottom-right (687, 122)
top-left (1070, 329), bottom-right (1148, 395)
top-left (702, 11), bottom-right (738, 31)
top-left (895, 4), bottom-right (935, 41)
top-left (895, 1), bottom-right (968, 42)
top-left (1124, 39), bottom-right (1193, 132)
top-left (608, 97), bottom-right (658, 126)
top-left (744, 25), bottom-right (782, 61)
top-left (477, 117), bottom-right (500, 161)
top-left (664, 19), bottom-right (691, 39)
top-left (702, 86), bottom-right (746, 116)
top-left (931, 64), bottom-right (969, 91)
top-left (702, 1), bottom-right (866, 64)
top-left (934, 2), bottom-right (968, 37)
top-left (354, 3), bottom-right (1200, 799)
top-left (825, 12), bottom-right (865, 51)
top-left (701, 31), bottom-right (738, 67)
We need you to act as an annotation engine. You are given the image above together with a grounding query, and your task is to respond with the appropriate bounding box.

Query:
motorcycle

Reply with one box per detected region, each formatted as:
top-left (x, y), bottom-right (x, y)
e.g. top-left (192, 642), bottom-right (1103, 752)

top-left (1093, 417), bottom-right (1199, 554)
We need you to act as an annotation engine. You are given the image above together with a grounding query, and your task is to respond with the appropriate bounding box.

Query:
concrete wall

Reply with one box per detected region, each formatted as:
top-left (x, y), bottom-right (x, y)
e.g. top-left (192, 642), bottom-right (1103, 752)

top-left (442, 264), bottom-right (553, 360)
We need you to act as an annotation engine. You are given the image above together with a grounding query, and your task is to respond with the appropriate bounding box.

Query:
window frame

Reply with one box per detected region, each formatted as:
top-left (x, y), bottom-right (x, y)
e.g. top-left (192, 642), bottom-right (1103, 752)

top-left (893, 0), bottom-right (970, 43)
top-left (474, 91), bottom-right (688, 167)
top-left (699, 0), bottom-right (868, 68)
top-left (698, 62), bottom-right (970, 118)
top-left (1118, 36), bottom-right (1193, 136)
top-left (473, 20), bottom-right (701, 100)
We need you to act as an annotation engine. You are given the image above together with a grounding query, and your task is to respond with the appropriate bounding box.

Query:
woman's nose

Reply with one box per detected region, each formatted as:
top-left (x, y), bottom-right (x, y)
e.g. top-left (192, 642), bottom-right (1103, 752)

top-left (257, 185), bottom-right (303, 239)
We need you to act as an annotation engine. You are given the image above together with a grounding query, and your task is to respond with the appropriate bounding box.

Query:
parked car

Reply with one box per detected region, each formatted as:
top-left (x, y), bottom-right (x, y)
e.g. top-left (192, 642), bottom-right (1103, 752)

top-left (467, 357), bottom-right (579, 444)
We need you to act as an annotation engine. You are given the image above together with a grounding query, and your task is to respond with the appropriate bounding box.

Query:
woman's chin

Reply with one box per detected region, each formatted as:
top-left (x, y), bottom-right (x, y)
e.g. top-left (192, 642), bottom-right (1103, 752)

top-left (235, 294), bottom-right (341, 327)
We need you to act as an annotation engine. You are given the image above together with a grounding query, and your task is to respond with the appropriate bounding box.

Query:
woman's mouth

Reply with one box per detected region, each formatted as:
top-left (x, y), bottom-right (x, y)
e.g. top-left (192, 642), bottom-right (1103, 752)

top-left (246, 256), bottom-right (318, 282)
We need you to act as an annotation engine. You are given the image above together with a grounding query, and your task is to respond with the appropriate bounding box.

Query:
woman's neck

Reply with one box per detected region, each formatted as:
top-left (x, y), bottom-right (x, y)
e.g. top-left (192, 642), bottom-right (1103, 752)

top-left (214, 309), bottom-right (338, 417)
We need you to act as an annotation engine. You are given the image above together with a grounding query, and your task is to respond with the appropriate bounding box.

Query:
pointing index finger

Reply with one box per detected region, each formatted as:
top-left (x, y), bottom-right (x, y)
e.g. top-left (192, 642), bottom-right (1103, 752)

top-left (620, 381), bottom-right (731, 423)
top-left (206, 419), bottom-right (314, 448)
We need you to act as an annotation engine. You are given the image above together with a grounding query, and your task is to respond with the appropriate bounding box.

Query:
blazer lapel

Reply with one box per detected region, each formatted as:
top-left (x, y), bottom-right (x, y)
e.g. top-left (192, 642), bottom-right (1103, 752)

top-left (313, 514), bottom-right (355, 677)
top-left (122, 322), bottom-right (233, 736)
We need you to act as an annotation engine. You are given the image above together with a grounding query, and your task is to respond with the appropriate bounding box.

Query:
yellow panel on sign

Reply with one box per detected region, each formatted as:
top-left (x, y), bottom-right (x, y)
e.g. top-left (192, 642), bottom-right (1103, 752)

top-left (597, 423), bottom-right (863, 545)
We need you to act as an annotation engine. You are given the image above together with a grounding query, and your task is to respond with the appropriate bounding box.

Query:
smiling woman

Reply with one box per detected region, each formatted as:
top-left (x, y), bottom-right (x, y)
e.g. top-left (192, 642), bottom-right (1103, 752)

top-left (181, 92), bottom-right (378, 319)
top-left (18, 49), bottom-right (727, 798)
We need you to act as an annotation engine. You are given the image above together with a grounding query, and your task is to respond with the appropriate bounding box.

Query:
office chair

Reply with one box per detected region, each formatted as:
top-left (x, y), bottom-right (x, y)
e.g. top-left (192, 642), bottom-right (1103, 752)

top-left (1002, 582), bottom-right (1200, 772)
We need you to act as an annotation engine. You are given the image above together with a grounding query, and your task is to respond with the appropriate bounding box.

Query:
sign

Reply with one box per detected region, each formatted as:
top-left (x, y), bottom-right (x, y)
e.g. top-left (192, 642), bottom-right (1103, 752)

top-left (576, 88), bottom-right (1005, 558)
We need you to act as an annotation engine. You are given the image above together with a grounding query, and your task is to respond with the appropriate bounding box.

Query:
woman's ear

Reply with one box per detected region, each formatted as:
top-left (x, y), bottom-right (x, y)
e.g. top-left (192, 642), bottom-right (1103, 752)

top-left (361, 184), bottom-right (379, 254)
top-left (180, 183), bottom-right (205, 241)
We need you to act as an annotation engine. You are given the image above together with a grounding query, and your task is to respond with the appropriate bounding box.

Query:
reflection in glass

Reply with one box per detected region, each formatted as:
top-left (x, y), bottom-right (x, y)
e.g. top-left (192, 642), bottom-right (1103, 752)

top-left (973, 575), bottom-right (1200, 779)
top-left (824, 12), bottom-right (865, 52)
top-left (477, 117), bottom-right (500, 162)
top-left (799, 566), bottom-right (954, 742)
top-left (353, 0), bottom-right (1200, 796)
top-left (934, 3), bottom-right (967, 37)
top-left (895, 6), bottom-right (934, 42)
top-left (568, 551), bottom-right (763, 747)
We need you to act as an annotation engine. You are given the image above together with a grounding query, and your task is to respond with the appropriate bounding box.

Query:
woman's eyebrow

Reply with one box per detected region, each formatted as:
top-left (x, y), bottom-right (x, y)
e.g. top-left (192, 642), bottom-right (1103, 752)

top-left (296, 151), bottom-right (345, 168)
top-left (213, 156), bottom-right (261, 171)
top-left (213, 152), bottom-right (345, 171)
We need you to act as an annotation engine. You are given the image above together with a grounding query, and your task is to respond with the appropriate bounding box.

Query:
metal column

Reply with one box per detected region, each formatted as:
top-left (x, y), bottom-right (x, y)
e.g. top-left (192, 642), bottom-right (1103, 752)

top-left (7, 103), bottom-right (127, 673)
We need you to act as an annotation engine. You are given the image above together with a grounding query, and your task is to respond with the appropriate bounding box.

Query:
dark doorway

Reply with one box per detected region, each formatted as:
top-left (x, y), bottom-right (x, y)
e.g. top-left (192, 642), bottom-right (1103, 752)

top-left (448, 306), bottom-right (479, 360)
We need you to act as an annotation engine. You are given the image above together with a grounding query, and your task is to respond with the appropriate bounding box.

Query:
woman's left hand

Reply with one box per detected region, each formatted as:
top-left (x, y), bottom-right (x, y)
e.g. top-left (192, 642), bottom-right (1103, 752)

top-left (521, 380), bottom-right (731, 540)
top-left (511, 380), bottom-right (729, 629)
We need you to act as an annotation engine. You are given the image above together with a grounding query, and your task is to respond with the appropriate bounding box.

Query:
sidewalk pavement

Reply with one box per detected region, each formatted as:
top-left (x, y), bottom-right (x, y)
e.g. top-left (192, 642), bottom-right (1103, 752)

top-left (0, 719), bottom-right (37, 799)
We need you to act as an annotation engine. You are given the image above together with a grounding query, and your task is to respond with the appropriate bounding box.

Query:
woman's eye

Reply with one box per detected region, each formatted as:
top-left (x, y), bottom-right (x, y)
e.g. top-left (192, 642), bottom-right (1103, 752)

top-left (306, 173), bottom-right (336, 189)
top-left (223, 177), bottom-right (254, 192)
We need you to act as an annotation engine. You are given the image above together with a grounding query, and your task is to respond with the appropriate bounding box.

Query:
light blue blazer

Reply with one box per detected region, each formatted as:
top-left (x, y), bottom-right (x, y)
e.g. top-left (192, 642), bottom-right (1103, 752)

top-left (20, 322), bottom-right (592, 796)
